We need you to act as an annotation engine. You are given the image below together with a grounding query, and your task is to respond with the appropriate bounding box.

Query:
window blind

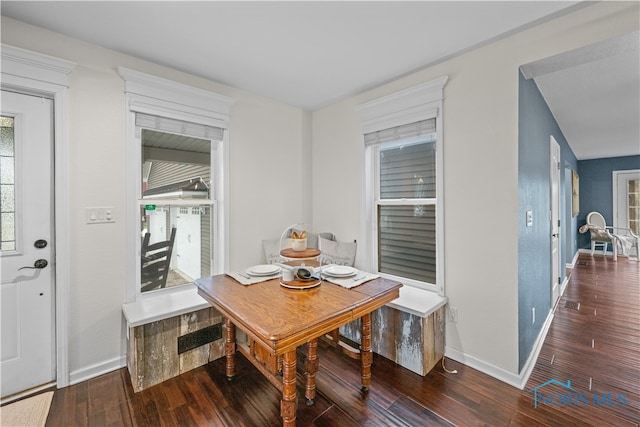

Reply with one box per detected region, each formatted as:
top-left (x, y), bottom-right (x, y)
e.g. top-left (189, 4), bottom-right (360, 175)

top-left (380, 141), bottom-right (436, 199)
top-left (373, 118), bottom-right (438, 285)
top-left (378, 205), bottom-right (436, 283)
top-left (147, 163), bottom-right (210, 190)
top-left (364, 118), bottom-right (436, 147)
top-left (136, 113), bottom-right (224, 141)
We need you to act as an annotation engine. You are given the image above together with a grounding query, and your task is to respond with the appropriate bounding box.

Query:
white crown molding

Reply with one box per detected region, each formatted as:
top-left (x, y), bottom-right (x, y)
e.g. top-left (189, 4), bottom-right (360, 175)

top-left (1, 44), bottom-right (76, 87)
top-left (356, 76), bottom-right (448, 134)
top-left (118, 66), bottom-right (233, 128)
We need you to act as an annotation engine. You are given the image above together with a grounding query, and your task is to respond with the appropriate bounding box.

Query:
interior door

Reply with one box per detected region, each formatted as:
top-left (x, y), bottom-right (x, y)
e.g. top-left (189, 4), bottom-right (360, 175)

top-left (550, 136), bottom-right (561, 304)
top-left (1, 90), bottom-right (55, 398)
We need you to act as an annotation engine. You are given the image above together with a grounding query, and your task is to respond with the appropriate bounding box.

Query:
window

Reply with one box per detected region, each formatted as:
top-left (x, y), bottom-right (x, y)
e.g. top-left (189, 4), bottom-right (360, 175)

top-left (357, 77), bottom-right (447, 293)
top-left (374, 124), bottom-right (437, 284)
top-left (138, 124), bottom-right (217, 292)
top-left (119, 67), bottom-right (233, 299)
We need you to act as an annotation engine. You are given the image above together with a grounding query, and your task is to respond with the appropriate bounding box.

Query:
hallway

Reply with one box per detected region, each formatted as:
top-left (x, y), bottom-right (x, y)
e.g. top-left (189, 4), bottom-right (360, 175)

top-left (525, 253), bottom-right (639, 425)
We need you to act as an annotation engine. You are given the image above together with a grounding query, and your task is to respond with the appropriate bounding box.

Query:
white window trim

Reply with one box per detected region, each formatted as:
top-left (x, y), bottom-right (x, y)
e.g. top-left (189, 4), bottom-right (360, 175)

top-left (1, 43), bottom-right (76, 388)
top-left (119, 67), bottom-right (233, 303)
top-left (356, 77), bottom-right (447, 295)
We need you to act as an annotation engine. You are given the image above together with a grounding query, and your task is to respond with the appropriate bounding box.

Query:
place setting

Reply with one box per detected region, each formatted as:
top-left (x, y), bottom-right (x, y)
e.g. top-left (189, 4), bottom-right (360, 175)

top-left (320, 265), bottom-right (379, 289)
top-left (227, 264), bottom-right (282, 285)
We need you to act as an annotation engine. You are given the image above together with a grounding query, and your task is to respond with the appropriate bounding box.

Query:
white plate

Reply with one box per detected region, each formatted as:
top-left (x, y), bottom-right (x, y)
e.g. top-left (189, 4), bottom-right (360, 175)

top-left (247, 264), bottom-right (281, 276)
top-left (323, 266), bottom-right (357, 277)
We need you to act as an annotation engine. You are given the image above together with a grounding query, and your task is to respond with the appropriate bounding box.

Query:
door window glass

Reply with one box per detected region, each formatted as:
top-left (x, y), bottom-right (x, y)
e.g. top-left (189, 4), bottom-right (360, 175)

top-left (0, 116), bottom-right (16, 252)
top-left (629, 179), bottom-right (639, 235)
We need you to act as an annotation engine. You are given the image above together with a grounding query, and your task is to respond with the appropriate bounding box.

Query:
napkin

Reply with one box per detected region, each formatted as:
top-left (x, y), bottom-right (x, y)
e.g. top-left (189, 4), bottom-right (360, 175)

top-left (323, 272), bottom-right (379, 289)
top-left (226, 272), bottom-right (281, 286)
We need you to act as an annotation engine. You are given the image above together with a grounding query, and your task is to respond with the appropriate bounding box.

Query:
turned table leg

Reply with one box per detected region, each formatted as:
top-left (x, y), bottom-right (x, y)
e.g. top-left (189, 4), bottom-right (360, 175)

top-left (225, 318), bottom-right (236, 381)
top-left (281, 349), bottom-right (297, 426)
top-left (305, 338), bottom-right (319, 405)
top-left (360, 312), bottom-right (373, 392)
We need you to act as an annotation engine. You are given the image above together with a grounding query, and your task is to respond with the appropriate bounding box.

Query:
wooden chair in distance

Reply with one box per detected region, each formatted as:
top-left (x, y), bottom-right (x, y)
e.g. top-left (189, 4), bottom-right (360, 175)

top-left (141, 227), bottom-right (177, 292)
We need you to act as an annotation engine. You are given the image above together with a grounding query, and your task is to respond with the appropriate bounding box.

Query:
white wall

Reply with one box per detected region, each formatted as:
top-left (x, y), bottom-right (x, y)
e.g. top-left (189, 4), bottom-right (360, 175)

top-left (1, 17), bottom-right (311, 381)
top-left (311, 1), bottom-right (639, 377)
top-left (227, 93), bottom-right (312, 269)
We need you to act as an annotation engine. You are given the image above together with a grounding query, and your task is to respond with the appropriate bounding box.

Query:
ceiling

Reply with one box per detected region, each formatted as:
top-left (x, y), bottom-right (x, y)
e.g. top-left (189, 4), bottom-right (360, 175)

top-left (2, 1), bottom-right (638, 160)
top-left (523, 30), bottom-right (639, 160)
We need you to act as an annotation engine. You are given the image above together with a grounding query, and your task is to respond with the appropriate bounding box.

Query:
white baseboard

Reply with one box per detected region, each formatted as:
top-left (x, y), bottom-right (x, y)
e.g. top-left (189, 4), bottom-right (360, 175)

top-left (68, 355), bottom-right (126, 386)
top-left (445, 308), bottom-right (554, 390)
top-left (517, 308), bottom-right (554, 389)
top-left (566, 250), bottom-right (580, 269)
top-left (559, 275), bottom-right (569, 298)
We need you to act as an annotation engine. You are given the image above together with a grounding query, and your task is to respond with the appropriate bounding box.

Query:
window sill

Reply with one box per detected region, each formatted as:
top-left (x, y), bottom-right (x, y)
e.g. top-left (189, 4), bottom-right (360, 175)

top-left (122, 284), bottom-right (210, 328)
top-left (386, 285), bottom-right (447, 318)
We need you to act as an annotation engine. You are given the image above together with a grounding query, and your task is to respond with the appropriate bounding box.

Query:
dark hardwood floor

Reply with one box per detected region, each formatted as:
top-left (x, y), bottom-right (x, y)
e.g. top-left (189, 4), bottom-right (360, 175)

top-left (45, 253), bottom-right (639, 426)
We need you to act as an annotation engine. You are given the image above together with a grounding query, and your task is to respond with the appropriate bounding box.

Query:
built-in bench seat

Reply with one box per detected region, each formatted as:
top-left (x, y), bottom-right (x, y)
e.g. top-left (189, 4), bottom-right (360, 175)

top-left (122, 283), bottom-right (446, 391)
top-left (122, 284), bottom-right (210, 328)
top-left (387, 285), bottom-right (447, 318)
top-left (341, 286), bottom-right (447, 376)
top-left (122, 285), bottom-right (226, 392)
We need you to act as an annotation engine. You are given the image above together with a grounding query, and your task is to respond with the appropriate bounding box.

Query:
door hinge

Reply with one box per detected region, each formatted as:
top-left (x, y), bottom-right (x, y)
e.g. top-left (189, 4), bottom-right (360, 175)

top-left (558, 276), bottom-right (562, 285)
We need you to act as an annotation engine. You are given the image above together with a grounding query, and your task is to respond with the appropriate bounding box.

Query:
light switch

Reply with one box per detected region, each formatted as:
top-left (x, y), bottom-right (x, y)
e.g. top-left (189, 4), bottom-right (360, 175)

top-left (86, 207), bottom-right (116, 224)
top-left (526, 210), bottom-right (533, 227)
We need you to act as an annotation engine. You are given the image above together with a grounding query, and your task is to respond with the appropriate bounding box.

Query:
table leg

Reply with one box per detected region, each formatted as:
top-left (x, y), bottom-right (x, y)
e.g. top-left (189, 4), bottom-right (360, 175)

top-left (360, 312), bottom-right (373, 392)
top-left (281, 349), bottom-right (297, 427)
top-left (225, 318), bottom-right (236, 381)
top-left (305, 338), bottom-right (319, 405)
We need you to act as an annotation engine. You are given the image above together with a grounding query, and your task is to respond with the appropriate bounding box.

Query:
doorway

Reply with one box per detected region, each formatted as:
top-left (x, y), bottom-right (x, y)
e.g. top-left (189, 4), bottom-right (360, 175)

top-left (564, 166), bottom-right (574, 266)
top-left (550, 136), bottom-right (561, 304)
top-left (1, 90), bottom-right (56, 399)
top-left (614, 169), bottom-right (640, 257)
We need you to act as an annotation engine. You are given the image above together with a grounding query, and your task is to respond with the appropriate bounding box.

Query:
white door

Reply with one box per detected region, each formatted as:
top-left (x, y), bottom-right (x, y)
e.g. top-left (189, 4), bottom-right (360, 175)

top-left (614, 170), bottom-right (640, 256)
top-left (1, 90), bottom-right (55, 398)
top-left (550, 136), bottom-right (561, 304)
top-left (176, 207), bottom-right (201, 280)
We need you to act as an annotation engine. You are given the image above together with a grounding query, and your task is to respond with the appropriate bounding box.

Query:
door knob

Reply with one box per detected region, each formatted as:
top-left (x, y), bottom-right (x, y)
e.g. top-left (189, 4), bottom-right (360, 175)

top-left (18, 259), bottom-right (48, 270)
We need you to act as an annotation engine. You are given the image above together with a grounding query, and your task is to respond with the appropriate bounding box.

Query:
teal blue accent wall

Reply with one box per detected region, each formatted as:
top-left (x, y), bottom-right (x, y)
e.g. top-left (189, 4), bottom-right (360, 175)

top-left (577, 156), bottom-right (640, 250)
top-left (518, 70), bottom-right (578, 372)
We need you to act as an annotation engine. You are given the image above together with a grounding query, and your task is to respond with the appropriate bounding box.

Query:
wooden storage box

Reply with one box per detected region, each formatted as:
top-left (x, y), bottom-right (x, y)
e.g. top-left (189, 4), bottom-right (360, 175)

top-left (127, 307), bottom-right (226, 392)
top-left (341, 300), bottom-right (445, 376)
